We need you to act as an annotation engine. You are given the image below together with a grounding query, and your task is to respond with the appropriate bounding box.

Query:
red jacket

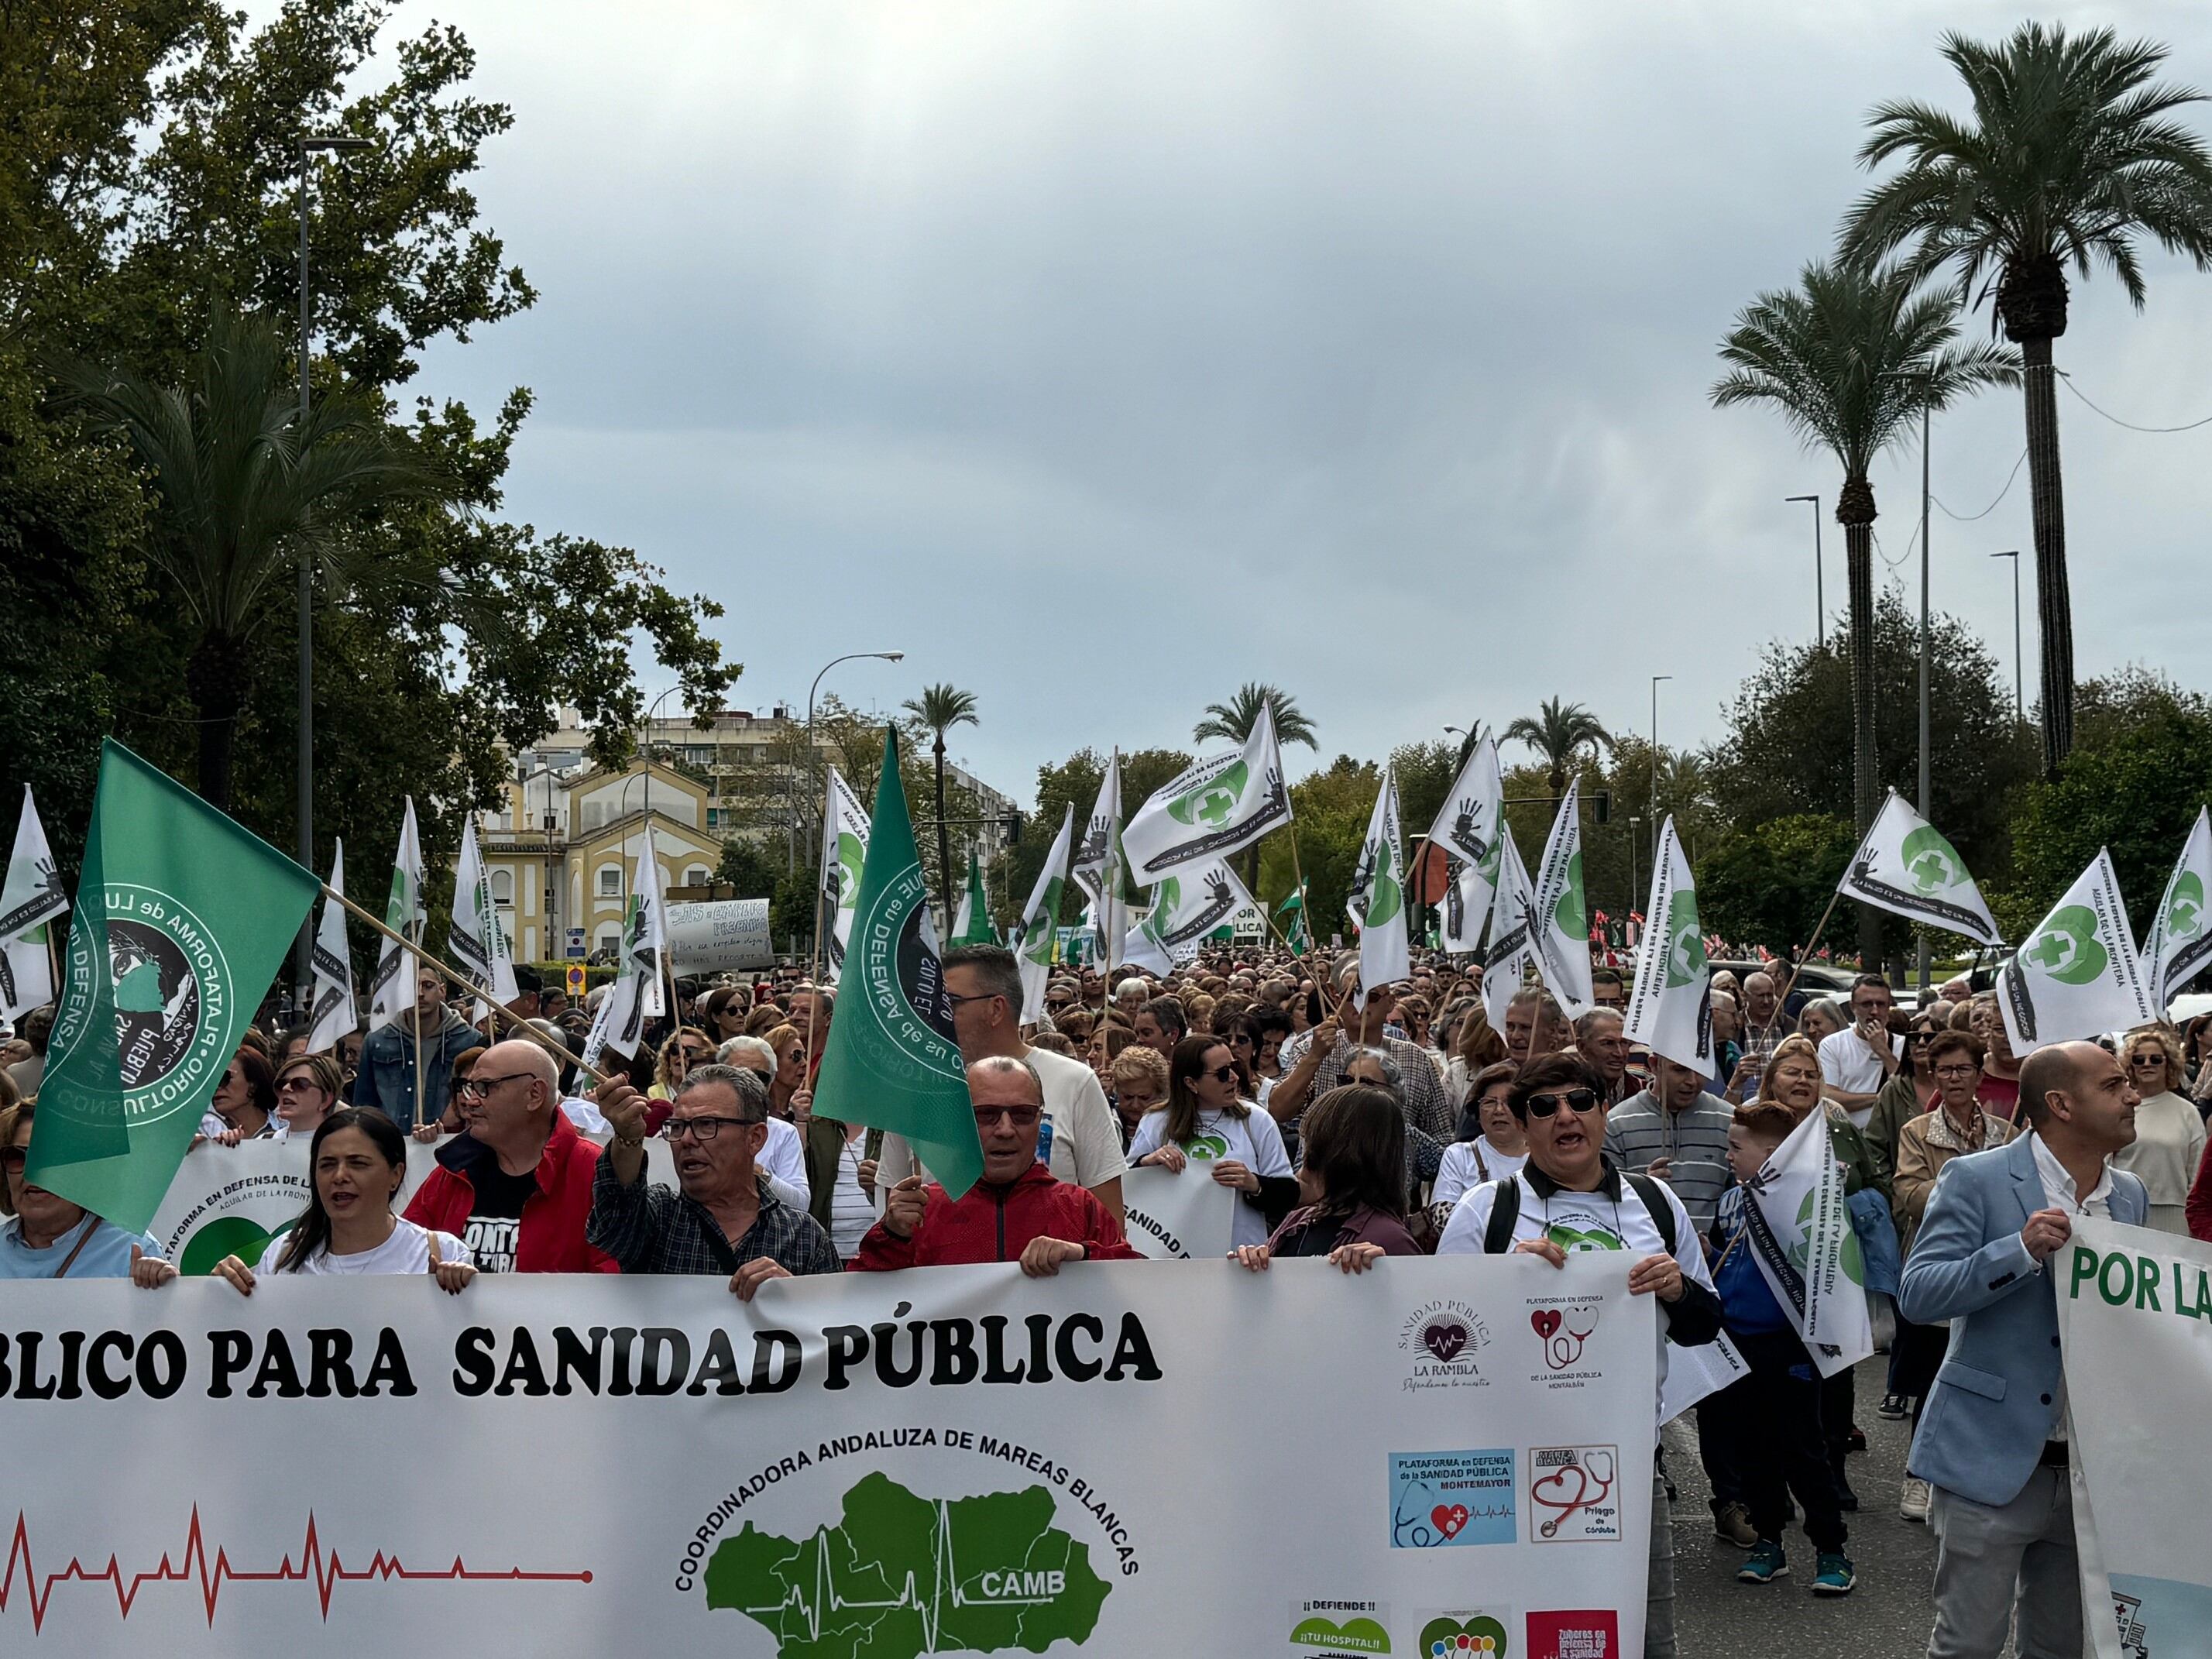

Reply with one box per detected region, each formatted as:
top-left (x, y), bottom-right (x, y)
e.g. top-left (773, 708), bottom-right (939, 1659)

top-left (850, 1163), bottom-right (1142, 1271)
top-left (404, 1112), bottom-right (618, 1273)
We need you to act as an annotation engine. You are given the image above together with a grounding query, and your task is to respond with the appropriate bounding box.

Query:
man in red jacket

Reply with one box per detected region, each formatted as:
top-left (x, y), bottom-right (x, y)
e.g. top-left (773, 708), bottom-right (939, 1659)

top-left (852, 1056), bottom-right (1142, 1275)
top-left (403, 1039), bottom-right (615, 1273)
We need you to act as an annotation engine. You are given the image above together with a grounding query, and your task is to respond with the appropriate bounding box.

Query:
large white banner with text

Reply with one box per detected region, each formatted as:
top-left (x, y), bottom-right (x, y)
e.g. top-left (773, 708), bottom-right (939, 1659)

top-left (2059, 1217), bottom-right (2212, 1659)
top-left (0, 1259), bottom-right (1655, 1659)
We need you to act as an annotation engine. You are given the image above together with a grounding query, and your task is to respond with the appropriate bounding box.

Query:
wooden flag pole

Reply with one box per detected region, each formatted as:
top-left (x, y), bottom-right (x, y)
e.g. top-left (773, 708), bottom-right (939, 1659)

top-left (323, 884), bottom-right (615, 1089)
top-left (1284, 821), bottom-right (1336, 1019)
top-left (410, 913), bottom-right (427, 1125)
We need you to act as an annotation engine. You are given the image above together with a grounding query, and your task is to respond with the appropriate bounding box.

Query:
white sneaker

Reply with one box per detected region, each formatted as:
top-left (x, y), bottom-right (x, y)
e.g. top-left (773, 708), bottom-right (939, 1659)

top-left (1899, 1476), bottom-right (1932, 1523)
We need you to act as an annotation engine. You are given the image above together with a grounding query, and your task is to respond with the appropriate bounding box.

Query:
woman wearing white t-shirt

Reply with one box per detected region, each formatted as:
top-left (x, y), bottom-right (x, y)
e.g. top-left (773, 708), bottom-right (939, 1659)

top-left (1431, 1060), bottom-right (1530, 1211)
top-left (132, 1109), bottom-right (475, 1293)
top-left (1128, 1035), bottom-right (1297, 1249)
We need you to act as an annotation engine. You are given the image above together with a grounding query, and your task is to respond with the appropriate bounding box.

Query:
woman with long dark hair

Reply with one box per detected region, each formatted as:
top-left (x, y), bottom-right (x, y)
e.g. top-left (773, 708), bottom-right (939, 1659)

top-left (1233, 1085), bottom-right (1421, 1272)
top-left (198, 1045), bottom-right (278, 1144)
top-left (1128, 1033), bottom-right (1296, 1248)
top-left (132, 1109), bottom-right (475, 1293)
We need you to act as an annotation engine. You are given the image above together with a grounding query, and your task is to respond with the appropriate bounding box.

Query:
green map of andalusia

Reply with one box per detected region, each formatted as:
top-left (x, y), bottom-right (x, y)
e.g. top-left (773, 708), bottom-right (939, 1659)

top-left (704, 1470), bottom-right (1111, 1657)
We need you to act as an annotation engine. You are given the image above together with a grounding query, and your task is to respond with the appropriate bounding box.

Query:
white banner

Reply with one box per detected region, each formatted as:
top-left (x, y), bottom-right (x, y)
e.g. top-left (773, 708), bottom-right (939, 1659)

top-left (664, 898), bottom-right (774, 974)
top-left (1740, 1108), bottom-right (1871, 1379)
top-left (1117, 1165), bottom-right (1238, 1261)
top-left (1121, 703), bottom-right (1291, 884)
top-left (1836, 790), bottom-right (2004, 949)
top-left (147, 1140), bottom-right (445, 1276)
top-left (1622, 817), bottom-right (1714, 1077)
top-left (2059, 1217), bottom-right (2212, 1659)
top-left (1527, 781), bottom-right (1594, 1019)
top-left (2142, 806), bottom-right (2212, 1015)
top-left (0, 1259), bottom-right (1656, 1658)
top-left (1427, 737), bottom-right (1505, 954)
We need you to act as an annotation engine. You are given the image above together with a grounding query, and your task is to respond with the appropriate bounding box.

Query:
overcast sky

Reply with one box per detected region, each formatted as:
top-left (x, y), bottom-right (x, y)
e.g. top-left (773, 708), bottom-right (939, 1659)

top-left (404, 0), bottom-right (2212, 807)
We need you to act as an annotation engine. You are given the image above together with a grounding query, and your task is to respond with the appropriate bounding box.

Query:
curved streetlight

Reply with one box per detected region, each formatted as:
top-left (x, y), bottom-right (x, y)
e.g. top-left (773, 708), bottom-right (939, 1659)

top-left (790, 651), bottom-right (906, 871)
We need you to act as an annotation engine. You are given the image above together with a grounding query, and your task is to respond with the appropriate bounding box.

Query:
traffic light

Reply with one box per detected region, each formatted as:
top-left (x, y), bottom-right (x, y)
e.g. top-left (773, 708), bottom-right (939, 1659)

top-left (1005, 810), bottom-right (1024, 845)
top-left (1592, 789), bottom-right (1612, 825)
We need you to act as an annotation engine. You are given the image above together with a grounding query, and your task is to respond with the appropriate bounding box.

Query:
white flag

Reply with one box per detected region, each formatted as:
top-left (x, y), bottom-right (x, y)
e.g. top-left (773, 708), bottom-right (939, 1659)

top-left (582, 830), bottom-right (672, 1066)
top-left (1480, 826), bottom-right (1537, 1032)
top-left (1121, 860), bottom-right (1259, 978)
top-left (817, 766), bottom-right (871, 986)
top-left (1740, 1104), bottom-right (1873, 1378)
top-left (1121, 704), bottom-right (1292, 885)
top-left (1999, 848), bottom-right (2156, 1056)
top-left (1623, 816), bottom-right (1714, 1077)
top-left (2142, 807), bottom-right (2212, 1014)
top-left (0, 786), bottom-right (68, 1022)
top-left (366, 798), bottom-right (425, 1029)
top-left (1348, 767), bottom-right (1409, 1005)
top-left (1836, 790), bottom-right (2004, 948)
top-left (448, 817), bottom-right (519, 1018)
top-left (304, 841), bottom-right (358, 1054)
top-left (1071, 751), bottom-right (1126, 976)
top-left (1427, 737), bottom-right (1504, 953)
top-left (1013, 805), bottom-right (1076, 1025)
top-left (1527, 780), bottom-right (1595, 1018)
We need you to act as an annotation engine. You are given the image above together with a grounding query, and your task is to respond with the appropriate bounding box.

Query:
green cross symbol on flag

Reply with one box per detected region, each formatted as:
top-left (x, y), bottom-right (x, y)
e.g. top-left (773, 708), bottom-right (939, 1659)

top-left (2024, 906), bottom-right (2107, 984)
top-left (1901, 824), bottom-right (1966, 895)
top-left (2168, 871), bottom-right (2205, 939)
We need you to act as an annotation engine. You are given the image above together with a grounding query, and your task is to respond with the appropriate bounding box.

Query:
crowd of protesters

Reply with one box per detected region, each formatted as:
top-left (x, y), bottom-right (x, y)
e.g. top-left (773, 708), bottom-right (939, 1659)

top-left (1, 931), bottom-right (2199, 1659)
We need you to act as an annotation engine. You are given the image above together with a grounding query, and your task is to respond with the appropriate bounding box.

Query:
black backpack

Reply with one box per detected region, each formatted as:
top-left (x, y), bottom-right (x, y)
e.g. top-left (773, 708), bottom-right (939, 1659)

top-left (1480, 1171), bottom-right (1677, 1259)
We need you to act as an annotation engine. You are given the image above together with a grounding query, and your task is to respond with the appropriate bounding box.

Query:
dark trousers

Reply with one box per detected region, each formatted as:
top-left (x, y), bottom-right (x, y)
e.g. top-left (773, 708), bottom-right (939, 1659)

top-left (1821, 1363), bottom-right (1854, 1492)
top-left (1695, 1389), bottom-right (1743, 1511)
top-left (1724, 1330), bottom-right (1848, 1553)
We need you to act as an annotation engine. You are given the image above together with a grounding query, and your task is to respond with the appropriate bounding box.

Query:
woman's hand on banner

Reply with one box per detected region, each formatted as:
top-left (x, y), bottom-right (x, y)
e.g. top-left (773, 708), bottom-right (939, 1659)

top-left (214, 1255), bottom-right (259, 1297)
top-left (1514, 1237), bottom-right (1569, 1269)
top-left (1210, 1159), bottom-right (1259, 1193)
top-left (129, 1245), bottom-right (178, 1288)
top-left (1231, 1244), bottom-right (1272, 1272)
top-left (1627, 1252), bottom-right (1685, 1302)
top-left (426, 1234), bottom-right (476, 1296)
top-left (1329, 1242), bottom-right (1386, 1275)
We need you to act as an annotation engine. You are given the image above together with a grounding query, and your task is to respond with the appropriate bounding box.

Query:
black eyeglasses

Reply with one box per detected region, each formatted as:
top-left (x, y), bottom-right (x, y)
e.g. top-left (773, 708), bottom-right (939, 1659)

top-left (455, 1071), bottom-right (536, 1099)
top-left (1525, 1088), bottom-right (1601, 1118)
top-left (945, 992), bottom-right (1001, 1008)
top-left (661, 1115), bottom-right (761, 1142)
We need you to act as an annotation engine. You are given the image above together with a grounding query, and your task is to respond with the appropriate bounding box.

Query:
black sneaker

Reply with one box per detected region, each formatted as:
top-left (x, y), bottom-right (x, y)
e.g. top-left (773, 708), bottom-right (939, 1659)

top-left (1877, 1393), bottom-right (1908, 1420)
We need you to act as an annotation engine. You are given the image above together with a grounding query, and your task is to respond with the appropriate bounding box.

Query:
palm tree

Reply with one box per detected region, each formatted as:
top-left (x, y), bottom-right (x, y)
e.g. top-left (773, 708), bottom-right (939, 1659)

top-left (1192, 682), bottom-right (1319, 751)
top-left (1839, 22), bottom-right (2212, 775)
top-left (1713, 259), bottom-right (2016, 962)
top-left (902, 683), bottom-right (979, 915)
top-left (1503, 698), bottom-right (1613, 809)
top-left (51, 308), bottom-right (449, 809)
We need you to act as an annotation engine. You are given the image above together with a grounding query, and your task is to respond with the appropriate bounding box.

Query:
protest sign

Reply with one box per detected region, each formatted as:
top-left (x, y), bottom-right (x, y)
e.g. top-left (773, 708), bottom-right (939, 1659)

top-left (1117, 1164), bottom-right (1237, 1261)
top-left (2059, 1217), bottom-right (2212, 1659)
top-left (0, 1257), bottom-right (1655, 1658)
top-left (146, 1140), bottom-right (444, 1276)
top-left (662, 898), bottom-right (773, 974)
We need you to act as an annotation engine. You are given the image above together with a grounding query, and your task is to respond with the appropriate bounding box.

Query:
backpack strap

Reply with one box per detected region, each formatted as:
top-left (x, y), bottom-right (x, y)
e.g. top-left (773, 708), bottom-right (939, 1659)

top-left (1624, 1172), bottom-right (1678, 1259)
top-left (1480, 1176), bottom-right (1522, 1254)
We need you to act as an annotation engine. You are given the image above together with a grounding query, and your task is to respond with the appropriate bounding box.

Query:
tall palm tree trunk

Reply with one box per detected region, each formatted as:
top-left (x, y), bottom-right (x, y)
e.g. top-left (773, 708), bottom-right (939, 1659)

top-left (933, 735), bottom-right (953, 920)
top-left (186, 633), bottom-right (249, 811)
top-left (1839, 479), bottom-right (1883, 970)
top-left (2019, 335), bottom-right (2072, 777)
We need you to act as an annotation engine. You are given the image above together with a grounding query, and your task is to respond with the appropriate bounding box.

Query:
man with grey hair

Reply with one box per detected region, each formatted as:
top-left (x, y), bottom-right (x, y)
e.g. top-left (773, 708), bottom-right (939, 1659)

top-left (589, 1063), bottom-right (839, 1293)
top-left (854, 1056), bottom-right (1141, 1273)
top-left (1574, 1007), bottom-right (1633, 1105)
top-left (710, 1035), bottom-right (812, 1197)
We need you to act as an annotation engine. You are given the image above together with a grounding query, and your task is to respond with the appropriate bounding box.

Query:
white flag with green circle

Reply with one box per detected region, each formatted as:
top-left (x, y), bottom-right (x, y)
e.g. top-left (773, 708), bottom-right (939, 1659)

top-left (304, 841), bottom-right (358, 1054)
top-left (1836, 790), bottom-right (2004, 948)
top-left (1121, 859), bottom-right (1258, 978)
top-left (1480, 825), bottom-right (1537, 1032)
top-left (1071, 750), bottom-right (1127, 975)
top-left (2142, 806), bottom-right (2212, 1014)
top-left (1348, 766), bottom-right (1409, 1005)
top-left (1012, 805), bottom-right (1074, 1024)
top-left (0, 784), bottom-right (67, 1022)
top-left (448, 817), bottom-right (519, 1019)
top-left (1623, 816), bottom-right (1713, 1077)
top-left (1527, 779), bottom-right (1595, 1018)
top-left (1120, 704), bottom-right (1291, 884)
top-left (1425, 736), bottom-right (1503, 953)
top-left (818, 765), bottom-right (871, 984)
top-left (366, 797), bottom-right (425, 1030)
top-left (1999, 848), bottom-right (2156, 1056)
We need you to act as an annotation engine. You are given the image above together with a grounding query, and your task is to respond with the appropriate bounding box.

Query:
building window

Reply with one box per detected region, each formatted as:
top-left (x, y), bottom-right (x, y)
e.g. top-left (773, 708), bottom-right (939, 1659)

top-left (489, 869), bottom-right (514, 905)
top-left (596, 926), bottom-right (620, 955)
top-left (597, 864), bottom-right (622, 897)
top-left (684, 864), bottom-right (710, 887)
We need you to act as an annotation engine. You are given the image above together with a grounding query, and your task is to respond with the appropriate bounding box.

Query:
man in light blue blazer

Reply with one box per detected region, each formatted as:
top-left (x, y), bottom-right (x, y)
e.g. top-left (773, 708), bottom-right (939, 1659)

top-left (1899, 1039), bottom-right (2145, 1659)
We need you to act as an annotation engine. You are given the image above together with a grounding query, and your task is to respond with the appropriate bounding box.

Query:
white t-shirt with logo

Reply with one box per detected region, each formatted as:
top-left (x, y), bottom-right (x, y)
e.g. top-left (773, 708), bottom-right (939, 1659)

top-left (1127, 1104), bottom-right (1293, 1249)
top-left (272, 1219), bottom-right (472, 1276)
top-left (875, 1044), bottom-right (1130, 1196)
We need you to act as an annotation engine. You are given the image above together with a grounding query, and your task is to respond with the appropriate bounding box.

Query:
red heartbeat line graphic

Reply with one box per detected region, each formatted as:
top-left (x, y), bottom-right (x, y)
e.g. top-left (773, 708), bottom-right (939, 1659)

top-left (0, 1508), bottom-right (593, 1632)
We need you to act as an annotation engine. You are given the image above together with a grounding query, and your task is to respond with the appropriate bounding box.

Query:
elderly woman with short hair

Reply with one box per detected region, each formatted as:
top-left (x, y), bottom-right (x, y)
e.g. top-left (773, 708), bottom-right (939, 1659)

top-left (2114, 1024), bottom-right (2204, 1236)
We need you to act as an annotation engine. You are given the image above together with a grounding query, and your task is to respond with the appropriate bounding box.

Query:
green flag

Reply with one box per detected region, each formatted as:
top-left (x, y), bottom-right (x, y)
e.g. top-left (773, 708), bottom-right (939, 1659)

top-left (950, 853), bottom-right (996, 947)
top-left (28, 740), bottom-right (320, 1231)
top-left (812, 728), bottom-right (984, 1198)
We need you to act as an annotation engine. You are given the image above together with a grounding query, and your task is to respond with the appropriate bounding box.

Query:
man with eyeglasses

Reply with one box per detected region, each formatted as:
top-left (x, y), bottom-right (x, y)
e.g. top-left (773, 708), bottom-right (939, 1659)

top-left (1436, 1051), bottom-right (1723, 1659)
top-left (1818, 974), bottom-right (1902, 1128)
top-left (871, 946), bottom-right (1127, 1223)
top-left (401, 1040), bottom-right (614, 1274)
top-left (588, 1063), bottom-right (840, 1294)
top-left (852, 1057), bottom-right (1141, 1273)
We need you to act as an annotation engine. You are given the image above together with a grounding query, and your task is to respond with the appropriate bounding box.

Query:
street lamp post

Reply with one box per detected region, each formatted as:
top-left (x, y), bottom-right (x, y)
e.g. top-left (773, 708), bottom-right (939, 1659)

top-left (1649, 675), bottom-right (1671, 820)
top-left (292, 131), bottom-right (374, 1003)
top-left (1992, 551), bottom-right (2023, 722)
top-left (1882, 366), bottom-right (1937, 992)
top-left (1628, 816), bottom-right (1644, 931)
top-left (1785, 494), bottom-right (1823, 647)
top-left (788, 651), bottom-right (905, 876)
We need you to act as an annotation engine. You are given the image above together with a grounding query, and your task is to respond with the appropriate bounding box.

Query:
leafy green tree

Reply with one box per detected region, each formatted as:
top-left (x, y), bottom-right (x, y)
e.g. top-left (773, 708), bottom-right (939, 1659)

top-left (1713, 256), bottom-right (2016, 966)
top-left (1841, 22), bottom-right (2212, 775)
top-left (2002, 672), bottom-right (2212, 942)
top-left (51, 307), bottom-right (452, 807)
top-left (1503, 698), bottom-right (1612, 807)
top-left (1698, 814), bottom-right (1860, 954)
top-left (1259, 756), bottom-right (1379, 943)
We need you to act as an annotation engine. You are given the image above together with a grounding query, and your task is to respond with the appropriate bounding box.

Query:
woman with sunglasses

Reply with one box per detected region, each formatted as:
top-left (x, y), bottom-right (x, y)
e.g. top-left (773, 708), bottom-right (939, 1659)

top-left (134, 1108), bottom-right (475, 1293)
top-left (273, 1053), bottom-right (345, 1142)
top-left (761, 1024), bottom-right (810, 1122)
top-left (197, 1044), bottom-right (279, 1146)
top-left (2, 1100), bottom-right (158, 1278)
top-left (1128, 1034), bottom-right (1297, 1248)
top-left (2113, 1025), bottom-right (2203, 1236)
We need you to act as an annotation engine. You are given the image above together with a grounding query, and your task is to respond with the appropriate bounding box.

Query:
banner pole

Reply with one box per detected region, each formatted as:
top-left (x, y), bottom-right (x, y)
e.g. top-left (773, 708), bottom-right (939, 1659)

top-left (1798, 886), bottom-right (1846, 976)
top-left (410, 915), bottom-right (427, 1127)
top-left (1285, 822), bottom-right (1336, 1018)
top-left (324, 884), bottom-right (613, 1088)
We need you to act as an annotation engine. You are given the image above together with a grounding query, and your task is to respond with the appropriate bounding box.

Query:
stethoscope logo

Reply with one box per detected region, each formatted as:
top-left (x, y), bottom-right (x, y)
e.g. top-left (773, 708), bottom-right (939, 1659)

top-left (1529, 1307), bottom-right (1599, 1370)
top-left (1530, 1448), bottom-right (1616, 1538)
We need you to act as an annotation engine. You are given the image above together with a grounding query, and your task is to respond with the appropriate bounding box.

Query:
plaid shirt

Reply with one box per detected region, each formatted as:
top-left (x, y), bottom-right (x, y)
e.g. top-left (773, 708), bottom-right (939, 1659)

top-left (1300, 1035), bottom-right (1456, 1144)
top-left (587, 1149), bottom-right (840, 1277)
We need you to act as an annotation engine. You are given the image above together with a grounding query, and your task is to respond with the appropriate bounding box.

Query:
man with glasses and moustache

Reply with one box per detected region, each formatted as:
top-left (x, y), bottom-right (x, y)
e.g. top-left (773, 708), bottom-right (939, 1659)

top-left (589, 1064), bottom-right (840, 1294)
top-left (853, 1057), bottom-right (1142, 1273)
top-left (1436, 1052), bottom-right (1723, 1659)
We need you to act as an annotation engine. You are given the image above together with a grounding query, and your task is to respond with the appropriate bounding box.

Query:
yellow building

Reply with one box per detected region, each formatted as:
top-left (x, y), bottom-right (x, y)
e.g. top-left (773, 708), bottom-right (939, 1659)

top-left (472, 760), bottom-right (723, 963)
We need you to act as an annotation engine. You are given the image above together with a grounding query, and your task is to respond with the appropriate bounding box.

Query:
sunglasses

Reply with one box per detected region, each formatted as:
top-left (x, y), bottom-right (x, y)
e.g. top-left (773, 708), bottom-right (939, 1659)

top-left (1203, 1063), bottom-right (1238, 1084)
top-left (974, 1106), bottom-right (1042, 1129)
top-left (0, 1147), bottom-right (25, 1172)
top-left (1525, 1088), bottom-right (1601, 1118)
